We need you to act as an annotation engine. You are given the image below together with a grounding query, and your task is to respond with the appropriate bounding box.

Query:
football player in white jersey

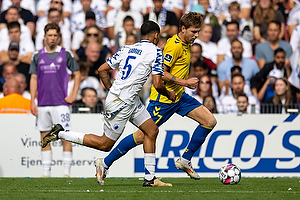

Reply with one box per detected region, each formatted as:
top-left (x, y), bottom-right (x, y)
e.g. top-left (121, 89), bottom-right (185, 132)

top-left (41, 20), bottom-right (175, 187)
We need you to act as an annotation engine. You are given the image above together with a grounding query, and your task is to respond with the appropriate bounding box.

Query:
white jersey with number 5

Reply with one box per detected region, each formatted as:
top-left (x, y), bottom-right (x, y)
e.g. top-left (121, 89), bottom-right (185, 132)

top-left (106, 40), bottom-right (164, 104)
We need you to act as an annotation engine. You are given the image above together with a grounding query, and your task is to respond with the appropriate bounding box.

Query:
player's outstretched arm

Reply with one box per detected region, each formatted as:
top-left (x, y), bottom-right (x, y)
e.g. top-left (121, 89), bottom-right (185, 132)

top-left (153, 74), bottom-right (176, 101)
top-left (161, 65), bottom-right (199, 89)
top-left (98, 62), bottom-right (112, 91)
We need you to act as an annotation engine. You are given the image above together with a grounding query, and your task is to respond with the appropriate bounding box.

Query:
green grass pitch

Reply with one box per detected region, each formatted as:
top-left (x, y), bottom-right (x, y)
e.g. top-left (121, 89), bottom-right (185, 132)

top-left (0, 177), bottom-right (299, 200)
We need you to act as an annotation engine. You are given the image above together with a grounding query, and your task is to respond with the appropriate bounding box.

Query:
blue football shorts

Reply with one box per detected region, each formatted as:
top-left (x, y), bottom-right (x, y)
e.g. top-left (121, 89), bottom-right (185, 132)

top-left (147, 92), bottom-right (202, 127)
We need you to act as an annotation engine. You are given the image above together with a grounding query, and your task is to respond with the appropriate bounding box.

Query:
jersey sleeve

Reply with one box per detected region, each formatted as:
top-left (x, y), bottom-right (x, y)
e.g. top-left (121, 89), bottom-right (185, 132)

top-left (152, 47), bottom-right (164, 75)
top-left (287, 12), bottom-right (298, 26)
top-left (163, 38), bottom-right (182, 68)
top-left (66, 50), bottom-right (80, 72)
top-left (29, 51), bottom-right (39, 75)
top-left (290, 26), bottom-right (300, 52)
top-left (106, 47), bottom-right (124, 69)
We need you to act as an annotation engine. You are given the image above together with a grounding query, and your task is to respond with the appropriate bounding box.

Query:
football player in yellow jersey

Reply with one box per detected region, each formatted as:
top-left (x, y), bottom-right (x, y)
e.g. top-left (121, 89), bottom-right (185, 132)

top-left (97, 12), bottom-right (217, 184)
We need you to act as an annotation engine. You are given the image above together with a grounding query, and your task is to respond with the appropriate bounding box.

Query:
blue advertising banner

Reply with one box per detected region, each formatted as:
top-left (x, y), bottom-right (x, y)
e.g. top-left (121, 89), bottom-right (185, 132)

top-left (134, 114), bottom-right (300, 177)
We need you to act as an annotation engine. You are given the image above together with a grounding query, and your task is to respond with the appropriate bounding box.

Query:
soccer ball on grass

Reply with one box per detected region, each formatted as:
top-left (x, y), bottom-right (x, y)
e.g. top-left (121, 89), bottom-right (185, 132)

top-left (219, 164), bottom-right (241, 185)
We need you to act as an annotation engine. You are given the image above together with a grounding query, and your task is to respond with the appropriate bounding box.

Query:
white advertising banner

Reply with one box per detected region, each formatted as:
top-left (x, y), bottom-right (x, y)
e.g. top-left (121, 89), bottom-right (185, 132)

top-left (0, 114), bottom-right (137, 178)
top-left (0, 114), bottom-right (299, 178)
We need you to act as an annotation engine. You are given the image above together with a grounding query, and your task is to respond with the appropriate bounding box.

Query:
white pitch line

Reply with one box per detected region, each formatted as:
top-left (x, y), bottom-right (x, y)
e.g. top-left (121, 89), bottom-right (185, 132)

top-left (0, 190), bottom-right (298, 194)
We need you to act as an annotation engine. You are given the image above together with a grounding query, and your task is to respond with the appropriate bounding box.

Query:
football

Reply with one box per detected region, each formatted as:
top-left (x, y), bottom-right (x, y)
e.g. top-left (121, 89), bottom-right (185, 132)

top-left (219, 164), bottom-right (241, 185)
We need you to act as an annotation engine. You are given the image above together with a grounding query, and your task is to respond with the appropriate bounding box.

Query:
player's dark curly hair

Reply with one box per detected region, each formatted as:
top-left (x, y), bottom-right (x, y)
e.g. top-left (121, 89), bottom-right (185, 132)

top-left (140, 21), bottom-right (160, 36)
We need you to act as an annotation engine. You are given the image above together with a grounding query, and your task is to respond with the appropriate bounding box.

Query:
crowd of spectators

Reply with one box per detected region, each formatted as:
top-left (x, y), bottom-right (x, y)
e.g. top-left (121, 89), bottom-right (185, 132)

top-left (0, 0), bottom-right (300, 114)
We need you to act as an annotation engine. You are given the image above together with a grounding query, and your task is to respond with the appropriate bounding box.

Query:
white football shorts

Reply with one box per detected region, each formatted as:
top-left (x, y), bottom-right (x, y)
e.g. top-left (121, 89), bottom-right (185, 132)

top-left (36, 105), bottom-right (71, 132)
top-left (103, 93), bottom-right (151, 141)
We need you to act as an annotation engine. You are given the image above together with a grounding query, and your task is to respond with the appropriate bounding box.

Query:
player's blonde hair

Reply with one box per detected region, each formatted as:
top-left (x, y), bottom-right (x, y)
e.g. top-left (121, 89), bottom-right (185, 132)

top-left (179, 12), bottom-right (203, 30)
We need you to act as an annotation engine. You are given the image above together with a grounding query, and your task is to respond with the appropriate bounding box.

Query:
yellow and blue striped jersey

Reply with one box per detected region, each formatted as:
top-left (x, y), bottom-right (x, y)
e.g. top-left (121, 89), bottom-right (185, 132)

top-left (150, 34), bottom-right (191, 103)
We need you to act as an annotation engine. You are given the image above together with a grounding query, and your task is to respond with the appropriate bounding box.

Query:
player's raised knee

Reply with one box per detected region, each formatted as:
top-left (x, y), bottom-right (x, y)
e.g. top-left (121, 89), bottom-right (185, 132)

top-left (207, 114), bottom-right (217, 129)
top-left (145, 126), bottom-right (159, 140)
top-left (133, 130), bottom-right (145, 145)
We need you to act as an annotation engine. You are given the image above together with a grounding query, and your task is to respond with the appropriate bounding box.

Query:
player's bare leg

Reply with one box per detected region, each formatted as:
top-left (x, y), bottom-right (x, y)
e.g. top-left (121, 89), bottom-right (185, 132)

top-left (41, 124), bottom-right (116, 151)
top-left (92, 127), bottom-right (145, 185)
top-left (175, 105), bottom-right (217, 179)
top-left (82, 134), bottom-right (116, 152)
top-left (139, 118), bottom-right (172, 187)
top-left (41, 124), bottom-right (117, 184)
top-left (95, 129), bottom-right (144, 185)
top-left (187, 105), bottom-right (217, 128)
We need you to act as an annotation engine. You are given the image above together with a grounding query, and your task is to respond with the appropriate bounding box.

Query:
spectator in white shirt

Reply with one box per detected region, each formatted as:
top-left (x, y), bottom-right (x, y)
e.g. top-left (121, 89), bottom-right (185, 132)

top-left (194, 24), bottom-right (218, 64)
top-left (0, 6), bottom-right (31, 43)
top-left (217, 20), bottom-right (252, 66)
top-left (73, 0), bottom-right (107, 15)
top-left (209, 0), bottom-right (251, 23)
top-left (115, 15), bottom-right (140, 52)
top-left (161, 0), bottom-right (183, 19)
top-left (0, 21), bottom-right (34, 64)
top-left (106, 0), bottom-right (143, 41)
top-left (1, 0), bottom-right (36, 16)
top-left (236, 93), bottom-right (249, 114)
top-left (72, 11), bottom-right (110, 57)
top-left (37, 0), bottom-right (72, 18)
top-left (144, 0), bottom-right (179, 38)
top-left (70, 0), bottom-right (107, 34)
top-left (0, 0), bottom-right (35, 36)
top-left (107, 0), bottom-right (153, 16)
top-left (221, 1), bottom-right (253, 42)
top-left (221, 74), bottom-right (260, 114)
top-left (35, 8), bottom-right (71, 50)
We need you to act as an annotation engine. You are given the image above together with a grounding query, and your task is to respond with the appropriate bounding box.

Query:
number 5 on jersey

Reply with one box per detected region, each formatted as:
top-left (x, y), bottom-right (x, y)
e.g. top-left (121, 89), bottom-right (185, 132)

top-left (121, 56), bottom-right (136, 80)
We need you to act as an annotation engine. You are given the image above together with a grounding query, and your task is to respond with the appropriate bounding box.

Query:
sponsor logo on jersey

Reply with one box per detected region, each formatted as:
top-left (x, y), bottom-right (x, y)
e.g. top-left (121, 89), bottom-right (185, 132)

top-left (56, 56), bottom-right (63, 63)
top-left (164, 53), bottom-right (173, 63)
top-left (39, 59), bottom-right (45, 65)
top-left (113, 124), bottom-right (119, 130)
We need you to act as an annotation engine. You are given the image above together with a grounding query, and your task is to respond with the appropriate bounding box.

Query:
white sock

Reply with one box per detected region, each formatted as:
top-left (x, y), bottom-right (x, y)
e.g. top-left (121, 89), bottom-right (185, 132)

top-left (58, 131), bottom-right (85, 144)
top-left (63, 151), bottom-right (72, 176)
top-left (41, 150), bottom-right (52, 177)
top-left (102, 159), bottom-right (108, 169)
top-left (180, 157), bottom-right (190, 165)
top-left (144, 153), bottom-right (155, 181)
